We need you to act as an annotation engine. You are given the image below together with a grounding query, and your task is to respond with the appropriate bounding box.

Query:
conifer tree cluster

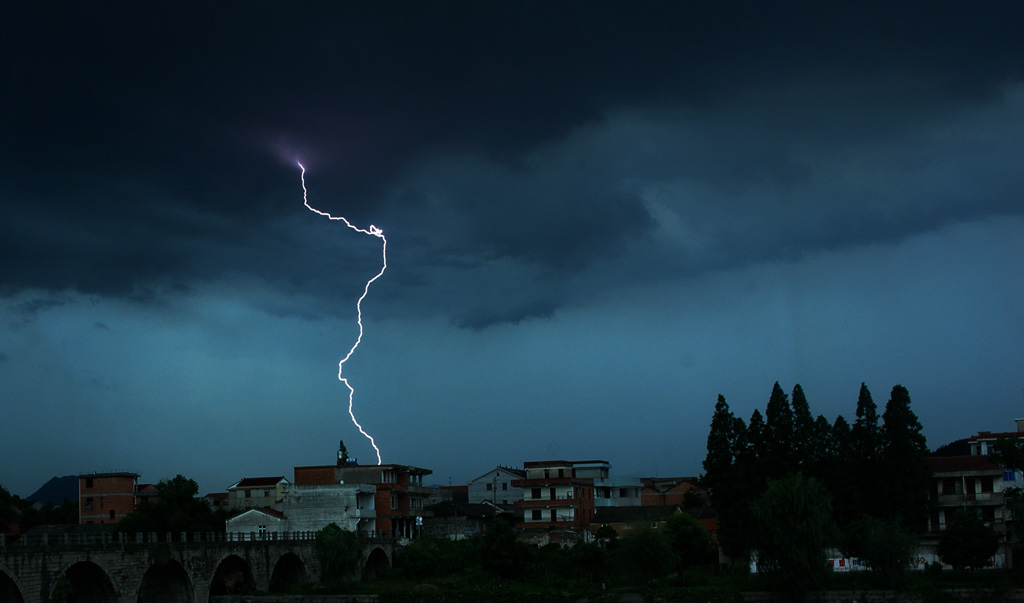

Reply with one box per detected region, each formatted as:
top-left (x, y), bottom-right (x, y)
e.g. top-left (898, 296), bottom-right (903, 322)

top-left (703, 382), bottom-right (931, 563)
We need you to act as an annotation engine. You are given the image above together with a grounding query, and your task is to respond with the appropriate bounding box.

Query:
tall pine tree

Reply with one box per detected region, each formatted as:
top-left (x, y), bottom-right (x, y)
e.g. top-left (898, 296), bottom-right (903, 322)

top-left (764, 382), bottom-right (795, 477)
top-left (849, 383), bottom-right (882, 521)
top-left (791, 384), bottom-right (815, 469)
top-left (704, 394), bottom-right (738, 483)
top-left (703, 395), bottom-right (755, 559)
top-left (851, 383), bottom-right (881, 464)
top-left (880, 385), bottom-right (932, 530)
top-left (829, 415), bottom-right (856, 525)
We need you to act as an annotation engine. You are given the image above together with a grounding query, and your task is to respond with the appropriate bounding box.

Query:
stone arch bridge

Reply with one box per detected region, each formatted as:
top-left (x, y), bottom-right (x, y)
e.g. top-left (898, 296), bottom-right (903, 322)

top-left (0, 531), bottom-right (393, 603)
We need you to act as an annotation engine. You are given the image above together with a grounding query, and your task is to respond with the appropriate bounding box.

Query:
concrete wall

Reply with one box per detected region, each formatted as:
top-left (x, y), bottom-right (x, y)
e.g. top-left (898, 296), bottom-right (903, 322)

top-left (280, 484), bottom-right (376, 534)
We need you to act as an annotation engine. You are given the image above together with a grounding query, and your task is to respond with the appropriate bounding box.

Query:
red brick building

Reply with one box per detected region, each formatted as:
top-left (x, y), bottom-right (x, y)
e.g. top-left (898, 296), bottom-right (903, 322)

top-left (640, 476), bottom-right (705, 507)
top-left (78, 472), bottom-right (139, 525)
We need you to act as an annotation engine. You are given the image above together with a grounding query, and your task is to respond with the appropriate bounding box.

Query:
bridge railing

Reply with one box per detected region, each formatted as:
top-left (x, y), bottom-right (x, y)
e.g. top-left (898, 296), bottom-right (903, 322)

top-left (0, 530), bottom-right (324, 551)
top-left (0, 529), bottom-right (401, 551)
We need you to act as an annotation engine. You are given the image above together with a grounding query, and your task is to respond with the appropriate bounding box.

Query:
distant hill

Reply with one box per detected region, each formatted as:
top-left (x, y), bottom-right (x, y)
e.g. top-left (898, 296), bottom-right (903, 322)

top-left (931, 438), bottom-right (971, 457)
top-left (27, 476), bottom-right (78, 506)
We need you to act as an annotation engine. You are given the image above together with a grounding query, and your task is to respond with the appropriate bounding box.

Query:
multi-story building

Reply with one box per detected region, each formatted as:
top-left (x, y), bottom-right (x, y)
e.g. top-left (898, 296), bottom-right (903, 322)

top-left (924, 454), bottom-right (1012, 567)
top-left (294, 461), bottom-right (431, 540)
top-left (467, 466), bottom-right (526, 505)
top-left (226, 476), bottom-right (289, 511)
top-left (921, 419), bottom-right (1024, 569)
top-left (512, 460), bottom-right (604, 544)
top-left (78, 472), bottom-right (139, 525)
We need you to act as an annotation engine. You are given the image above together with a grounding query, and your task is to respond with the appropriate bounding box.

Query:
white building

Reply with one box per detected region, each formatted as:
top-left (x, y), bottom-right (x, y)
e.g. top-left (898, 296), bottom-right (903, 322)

top-left (467, 466), bottom-right (526, 505)
top-left (593, 477), bottom-right (644, 507)
top-left (226, 482), bottom-right (376, 539)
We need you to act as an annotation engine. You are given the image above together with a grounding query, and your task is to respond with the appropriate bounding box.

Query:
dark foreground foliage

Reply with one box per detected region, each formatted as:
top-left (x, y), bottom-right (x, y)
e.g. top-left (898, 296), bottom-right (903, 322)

top-left (282, 542), bottom-right (1024, 603)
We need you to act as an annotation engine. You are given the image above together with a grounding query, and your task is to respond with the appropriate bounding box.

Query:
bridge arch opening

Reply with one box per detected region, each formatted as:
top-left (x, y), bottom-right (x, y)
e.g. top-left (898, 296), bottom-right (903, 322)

top-left (0, 569), bottom-right (24, 603)
top-left (363, 547), bottom-right (390, 581)
top-left (209, 554), bottom-right (255, 598)
top-left (138, 559), bottom-right (193, 603)
top-left (269, 552), bottom-right (307, 592)
top-left (53, 561), bottom-right (117, 602)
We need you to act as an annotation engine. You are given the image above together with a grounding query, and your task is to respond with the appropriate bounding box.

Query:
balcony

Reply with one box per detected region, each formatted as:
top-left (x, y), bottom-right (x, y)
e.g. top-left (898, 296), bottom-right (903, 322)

top-left (937, 491), bottom-right (1004, 506)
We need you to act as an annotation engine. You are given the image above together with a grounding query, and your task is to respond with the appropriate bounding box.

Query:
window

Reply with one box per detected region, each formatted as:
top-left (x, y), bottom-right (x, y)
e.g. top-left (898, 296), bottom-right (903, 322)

top-left (981, 477), bottom-right (994, 493)
top-left (532, 509), bottom-right (542, 520)
top-left (544, 469), bottom-right (550, 478)
top-left (263, 489), bottom-right (271, 497)
top-left (550, 509), bottom-right (557, 522)
top-left (258, 525), bottom-right (267, 539)
top-left (245, 490), bottom-right (252, 498)
top-left (1005, 469), bottom-right (1017, 482)
top-left (558, 469), bottom-right (565, 478)
top-left (390, 493), bottom-right (398, 509)
top-left (85, 497), bottom-right (94, 510)
top-left (85, 478), bottom-right (94, 489)
top-left (532, 488), bottom-right (541, 499)
top-left (620, 488), bottom-right (630, 498)
top-left (942, 479), bottom-right (956, 495)
top-left (486, 483), bottom-right (492, 491)
top-left (502, 482), bottom-right (508, 491)
top-left (109, 509), bottom-right (115, 520)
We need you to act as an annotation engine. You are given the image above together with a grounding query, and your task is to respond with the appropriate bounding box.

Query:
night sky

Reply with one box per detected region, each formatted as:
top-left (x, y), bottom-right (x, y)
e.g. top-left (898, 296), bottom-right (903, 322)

top-left (3, 2), bottom-right (1023, 497)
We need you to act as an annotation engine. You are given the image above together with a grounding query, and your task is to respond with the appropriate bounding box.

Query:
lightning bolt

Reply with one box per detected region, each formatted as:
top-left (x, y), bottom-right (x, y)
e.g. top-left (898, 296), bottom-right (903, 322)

top-left (298, 161), bottom-right (385, 464)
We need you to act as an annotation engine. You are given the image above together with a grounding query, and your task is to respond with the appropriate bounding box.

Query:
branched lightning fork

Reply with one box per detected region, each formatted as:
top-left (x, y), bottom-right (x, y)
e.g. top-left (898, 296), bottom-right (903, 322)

top-left (298, 161), bottom-right (385, 464)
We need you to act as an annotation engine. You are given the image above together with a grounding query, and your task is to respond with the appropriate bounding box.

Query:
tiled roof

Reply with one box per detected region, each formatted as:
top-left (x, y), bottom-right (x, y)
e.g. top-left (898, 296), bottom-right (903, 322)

top-left (969, 432), bottom-right (1024, 441)
top-left (231, 476), bottom-right (287, 489)
top-left (232, 507), bottom-right (286, 520)
top-left (928, 455), bottom-right (1002, 473)
top-left (523, 460), bottom-right (609, 468)
top-left (594, 505), bottom-right (680, 524)
top-left (425, 501), bottom-right (498, 519)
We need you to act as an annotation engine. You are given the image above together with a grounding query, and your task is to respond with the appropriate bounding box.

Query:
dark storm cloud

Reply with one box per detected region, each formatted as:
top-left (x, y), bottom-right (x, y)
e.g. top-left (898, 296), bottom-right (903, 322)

top-left (3, 1), bottom-right (1023, 322)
